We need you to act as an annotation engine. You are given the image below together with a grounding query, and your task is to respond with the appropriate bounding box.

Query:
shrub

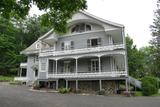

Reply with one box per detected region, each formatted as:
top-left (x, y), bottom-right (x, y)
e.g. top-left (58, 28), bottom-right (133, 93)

top-left (58, 88), bottom-right (71, 94)
top-left (142, 76), bottom-right (158, 96)
top-left (97, 89), bottom-right (106, 95)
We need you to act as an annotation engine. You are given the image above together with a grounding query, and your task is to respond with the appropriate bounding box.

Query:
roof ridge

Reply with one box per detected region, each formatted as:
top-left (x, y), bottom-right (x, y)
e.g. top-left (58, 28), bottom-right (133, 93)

top-left (79, 10), bottom-right (124, 28)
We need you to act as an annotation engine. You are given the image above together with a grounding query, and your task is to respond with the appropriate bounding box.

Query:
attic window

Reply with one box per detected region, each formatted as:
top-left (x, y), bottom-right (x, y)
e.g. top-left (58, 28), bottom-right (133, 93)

top-left (36, 43), bottom-right (40, 49)
top-left (71, 23), bottom-right (91, 33)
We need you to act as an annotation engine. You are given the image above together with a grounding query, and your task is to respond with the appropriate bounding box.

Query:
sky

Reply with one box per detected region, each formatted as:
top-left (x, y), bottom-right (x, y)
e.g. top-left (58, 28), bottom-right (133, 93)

top-left (29, 0), bottom-right (157, 48)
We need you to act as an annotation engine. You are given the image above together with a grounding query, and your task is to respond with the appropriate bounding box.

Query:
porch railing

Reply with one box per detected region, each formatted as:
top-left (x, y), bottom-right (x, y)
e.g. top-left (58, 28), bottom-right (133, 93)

top-left (47, 71), bottom-right (127, 79)
top-left (39, 44), bottom-right (125, 57)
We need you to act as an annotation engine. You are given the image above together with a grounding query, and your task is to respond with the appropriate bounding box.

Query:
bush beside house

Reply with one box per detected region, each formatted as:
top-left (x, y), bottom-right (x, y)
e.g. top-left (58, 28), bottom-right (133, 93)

top-left (142, 76), bottom-right (158, 96)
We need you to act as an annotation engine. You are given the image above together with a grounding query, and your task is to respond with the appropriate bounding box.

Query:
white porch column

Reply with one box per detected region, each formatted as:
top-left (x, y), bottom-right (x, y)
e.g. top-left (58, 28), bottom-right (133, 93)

top-left (125, 78), bottom-right (128, 91)
top-left (20, 68), bottom-right (22, 77)
top-left (55, 60), bottom-right (58, 74)
top-left (75, 58), bottom-right (78, 73)
top-left (98, 56), bottom-right (101, 72)
top-left (56, 80), bottom-right (58, 90)
top-left (99, 79), bottom-right (102, 90)
top-left (76, 80), bottom-right (78, 91)
top-left (124, 55), bottom-right (128, 75)
top-left (66, 80), bottom-right (68, 89)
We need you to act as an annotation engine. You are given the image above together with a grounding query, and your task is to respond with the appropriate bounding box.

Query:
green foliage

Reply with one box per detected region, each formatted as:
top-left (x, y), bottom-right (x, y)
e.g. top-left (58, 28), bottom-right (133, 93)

top-left (0, 15), bottom-right (50, 76)
top-left (97, 89), bottom-right (106, 95)
top-left (150, 1), bottom-right (160, 78)
top-left (142, 76), bottom-right (158, 96)
top-left (0, 0), bottom-right (87, 33)
top-left (58, 88), bottom-right (71, 94)
top-left (126, 36), bottom-right (145, 78)
top-left (0, 16), bottom-right (24, 75)
top-left (0, 76), bottom-right (14, 82)
top-left (135, 91), bottom-right (143, 96)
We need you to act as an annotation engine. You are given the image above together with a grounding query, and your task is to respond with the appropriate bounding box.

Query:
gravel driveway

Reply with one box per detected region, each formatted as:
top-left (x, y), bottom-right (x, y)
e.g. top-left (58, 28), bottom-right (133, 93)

top-left (0, 83), bottom-right (160, 107)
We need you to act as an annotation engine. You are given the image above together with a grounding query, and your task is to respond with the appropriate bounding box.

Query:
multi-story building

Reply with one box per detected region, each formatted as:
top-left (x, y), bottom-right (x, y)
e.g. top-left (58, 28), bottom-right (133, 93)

top-left (15, 11), bottom-right (128, 94)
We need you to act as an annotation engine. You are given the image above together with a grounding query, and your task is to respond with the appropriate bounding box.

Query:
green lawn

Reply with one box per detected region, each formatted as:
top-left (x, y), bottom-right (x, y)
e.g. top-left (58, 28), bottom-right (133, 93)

top-left (0, 76), bottom-right (14, 82)
top-left (135, 89), bottom-right (160, 97)
top-left (135, 91), bottom-right (143, 96)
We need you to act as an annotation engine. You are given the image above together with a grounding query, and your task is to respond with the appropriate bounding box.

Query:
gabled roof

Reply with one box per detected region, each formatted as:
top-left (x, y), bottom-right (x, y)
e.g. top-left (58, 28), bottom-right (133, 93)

top-left (39, 11), bottom-right (124, 41)
top-left (38, 29), bottom-right (54, 40)
top-left (78, 11), bottom-right (124, 28)
top-left (21, 11), bottom-right (124, 55)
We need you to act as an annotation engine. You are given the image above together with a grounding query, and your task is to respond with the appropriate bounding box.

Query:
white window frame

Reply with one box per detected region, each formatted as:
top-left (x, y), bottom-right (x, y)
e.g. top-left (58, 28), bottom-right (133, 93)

top-left (36, 43), bottom-right (40, 49)
top-left (71, 23), bottom-right (92, 33)
top-left (63, 61), bottom-right (71, 73)
top-left (90, 59), bottom-right (99, 72)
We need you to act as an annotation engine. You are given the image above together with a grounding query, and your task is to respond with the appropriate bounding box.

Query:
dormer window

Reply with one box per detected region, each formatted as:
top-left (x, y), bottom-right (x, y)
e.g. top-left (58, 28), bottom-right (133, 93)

top-left (71, 23), bottom-right (91, 33)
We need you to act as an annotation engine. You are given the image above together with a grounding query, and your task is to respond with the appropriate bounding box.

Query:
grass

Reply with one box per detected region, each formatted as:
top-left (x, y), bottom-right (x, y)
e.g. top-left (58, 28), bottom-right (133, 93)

top-left (152, 89), bottom-right (160, 96)
top-left (0, 76), bottom-right (14, 82)
top-left (135, 91), bottom-right (143, 96)
top-left (9, 81), bottom-right (23, 85)
top-left (134, 89), bottom-right (160, 97)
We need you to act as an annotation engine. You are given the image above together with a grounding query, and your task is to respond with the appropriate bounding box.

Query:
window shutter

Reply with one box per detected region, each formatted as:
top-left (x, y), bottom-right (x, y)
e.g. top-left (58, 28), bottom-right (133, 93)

top-left (87, 39), bottom-right (91, 48)
top-left (61, 42), bottom-right (64, 50)
top-left (97, 38), bottom-right (101, 46)
top-left (70, 41), bottom-right (74, 49)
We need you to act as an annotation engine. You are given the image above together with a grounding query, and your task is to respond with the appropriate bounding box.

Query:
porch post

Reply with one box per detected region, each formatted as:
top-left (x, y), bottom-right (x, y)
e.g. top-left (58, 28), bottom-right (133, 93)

top-left (125, 78), bottom-right (128, 91)
top-left (56, 80), bottom-right (58, 90)
top-left (20, 68), bottom-right (22, 77)
top-left (66, 80), bottom-right (68, 89)
top-left (75, 58), bottom-right (78, 73)
top-left (76, 80), bottom-right (78, 91)
top-left (99, 79), bottom-right (102, 90)
top-left (55, 60), bottom-right (58, 74)
top-left (98, 56), bottom-right (101, 72)
top-left (124, 55), bottom-right (128, 75)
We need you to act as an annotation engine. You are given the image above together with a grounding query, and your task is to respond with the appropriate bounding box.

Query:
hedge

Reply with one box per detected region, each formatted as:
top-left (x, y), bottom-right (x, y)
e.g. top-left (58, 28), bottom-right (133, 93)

top-left (142, 76), bottom-right (158, 96)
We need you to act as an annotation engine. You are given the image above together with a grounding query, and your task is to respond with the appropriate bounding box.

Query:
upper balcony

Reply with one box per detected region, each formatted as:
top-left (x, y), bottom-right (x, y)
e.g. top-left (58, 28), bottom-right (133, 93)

top-left (39, 44), bottom-right (125, 57)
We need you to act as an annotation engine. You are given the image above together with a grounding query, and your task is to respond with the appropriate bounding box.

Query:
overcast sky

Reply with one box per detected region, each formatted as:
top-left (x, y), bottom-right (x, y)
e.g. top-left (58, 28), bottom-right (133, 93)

top-left (30, 0), bottom-right (157, 48)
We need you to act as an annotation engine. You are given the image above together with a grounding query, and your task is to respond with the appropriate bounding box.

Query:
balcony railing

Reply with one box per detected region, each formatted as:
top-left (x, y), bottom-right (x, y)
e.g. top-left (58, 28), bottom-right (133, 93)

top-left (40, 44), bottom-right (125, 57)
top-left (47, 71), bottom-right (127, 79)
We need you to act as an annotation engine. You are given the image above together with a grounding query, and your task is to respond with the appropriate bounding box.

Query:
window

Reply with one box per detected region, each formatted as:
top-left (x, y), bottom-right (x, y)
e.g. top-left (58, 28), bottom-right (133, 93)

top-left (71, 23), bottom-right (91, 33)
top-left (21, 68), bottom-right (27, 77)
top-left (87, 38), bottom-right (101, 47)
top-left (86, 24), bottom-right (91, 31)
top-left (35, 69), bottom-right (38, 77)
top-left (41, 63), bottom-right (46, 70)
top-left (34, 56), bottom-right (39, 63)
top-left (63, 61), bottom-right (71, 73)
top-left (36, 43), bottom-right (40, 49)
top-left (88, 59), bottom-right (99, 72)
top-left (61, 41), bottom-right (74, 50)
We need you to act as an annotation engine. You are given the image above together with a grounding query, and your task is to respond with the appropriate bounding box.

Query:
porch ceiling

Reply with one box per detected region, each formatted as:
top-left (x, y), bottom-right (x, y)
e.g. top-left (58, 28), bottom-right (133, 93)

top-left (105, 28), bottom-right (123, 43)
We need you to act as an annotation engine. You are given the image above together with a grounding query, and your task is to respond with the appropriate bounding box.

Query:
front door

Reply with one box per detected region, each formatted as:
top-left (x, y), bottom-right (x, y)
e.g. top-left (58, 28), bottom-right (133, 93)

top-left (91, 59), bottom-right (99, 72)
top-left (63, 61), bottom-right (71, 73)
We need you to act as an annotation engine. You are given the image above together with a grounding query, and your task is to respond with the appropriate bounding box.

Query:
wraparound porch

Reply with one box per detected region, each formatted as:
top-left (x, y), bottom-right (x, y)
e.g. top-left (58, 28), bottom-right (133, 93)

top-left (40, 54), bottom-right (127, 76)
